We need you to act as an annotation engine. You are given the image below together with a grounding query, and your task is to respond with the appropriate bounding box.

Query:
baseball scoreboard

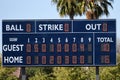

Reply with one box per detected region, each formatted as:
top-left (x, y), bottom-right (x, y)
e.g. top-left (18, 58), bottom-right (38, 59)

top-left (2, 19), bottom-right (116, 66)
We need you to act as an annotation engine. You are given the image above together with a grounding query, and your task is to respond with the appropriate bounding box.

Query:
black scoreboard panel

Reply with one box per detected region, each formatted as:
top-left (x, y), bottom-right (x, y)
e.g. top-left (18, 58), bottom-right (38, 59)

top-left (2, 19), bottom-right (116, 66)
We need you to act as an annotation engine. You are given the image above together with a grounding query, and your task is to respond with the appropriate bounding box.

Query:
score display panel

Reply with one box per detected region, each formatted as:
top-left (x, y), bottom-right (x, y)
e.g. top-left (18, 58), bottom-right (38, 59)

top-left (2, 19), bottom-right (116, 66)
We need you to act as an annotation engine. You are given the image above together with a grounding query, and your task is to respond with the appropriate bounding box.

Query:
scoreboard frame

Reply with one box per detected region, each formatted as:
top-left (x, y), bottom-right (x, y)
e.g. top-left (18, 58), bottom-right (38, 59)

top-left (2, 19), bottom-right (116, 67)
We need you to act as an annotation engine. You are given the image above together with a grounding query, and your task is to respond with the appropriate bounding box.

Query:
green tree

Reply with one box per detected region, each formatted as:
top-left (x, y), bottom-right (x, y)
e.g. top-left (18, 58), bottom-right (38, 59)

top-left (80, 0), bottom-right (113, 19)
top-left (52, 0), bottom-right (82, 19)
top-left (26, 67), bottom-right (55, 80)
top-left (53, 67), bottom-right (92, 80)
top-left (0, 67), bottom-right (18, 80)
top-left (52, 0), bottom-right (113, 19)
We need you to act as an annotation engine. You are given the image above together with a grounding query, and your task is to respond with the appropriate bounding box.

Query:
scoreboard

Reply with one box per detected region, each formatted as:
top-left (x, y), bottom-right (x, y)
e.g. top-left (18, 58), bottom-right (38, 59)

top-left (2, 19), bottom-right (116, 66)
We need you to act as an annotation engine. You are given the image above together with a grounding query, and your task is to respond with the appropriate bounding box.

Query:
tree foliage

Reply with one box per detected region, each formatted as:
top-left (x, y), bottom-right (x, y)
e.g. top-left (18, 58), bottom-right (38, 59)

top-left (52, 0), bottom-right (113, 19)
top-left (26, 67), bottom-right (54, 80)
top-left (0, 67), bottom-right (18, 80)
top-left (52, 0), bottom-right (82, 19)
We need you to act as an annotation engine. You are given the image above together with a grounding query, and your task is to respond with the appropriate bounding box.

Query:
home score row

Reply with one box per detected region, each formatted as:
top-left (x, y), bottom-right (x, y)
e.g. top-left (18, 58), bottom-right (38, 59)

top-left (2, 19), bottom-right (116, 66)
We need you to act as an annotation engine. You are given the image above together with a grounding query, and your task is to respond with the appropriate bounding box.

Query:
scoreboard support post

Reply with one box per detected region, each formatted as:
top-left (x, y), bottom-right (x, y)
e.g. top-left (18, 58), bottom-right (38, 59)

top-left (21, 67), bottom-right (26, 80)
top-left (96, 66), bottom-right (100, 80)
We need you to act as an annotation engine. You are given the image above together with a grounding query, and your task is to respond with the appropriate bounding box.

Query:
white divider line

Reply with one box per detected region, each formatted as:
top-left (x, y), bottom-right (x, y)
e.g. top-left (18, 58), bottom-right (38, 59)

top-left (72, 20), bottom-right (73, 32)
top-left (93, 33), bottom-right (95, 65)
top-left (35, 20), bottom-right (36, 33)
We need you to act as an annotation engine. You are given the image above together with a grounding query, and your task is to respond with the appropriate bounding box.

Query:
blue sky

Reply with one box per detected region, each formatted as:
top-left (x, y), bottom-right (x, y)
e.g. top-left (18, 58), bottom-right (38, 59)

top-left (0, 0), bottom-right (120, 53)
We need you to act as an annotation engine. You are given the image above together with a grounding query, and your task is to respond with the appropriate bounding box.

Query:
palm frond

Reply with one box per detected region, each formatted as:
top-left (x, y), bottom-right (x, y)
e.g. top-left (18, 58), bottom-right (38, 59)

top-left (52, 0), bottom-right (58, 3)
top-left (101, 2), bottom-right (109, 16)
top-left (94, 4), bottom-right (103, 18)
top-left (104, 0), bottom-right (113, 8)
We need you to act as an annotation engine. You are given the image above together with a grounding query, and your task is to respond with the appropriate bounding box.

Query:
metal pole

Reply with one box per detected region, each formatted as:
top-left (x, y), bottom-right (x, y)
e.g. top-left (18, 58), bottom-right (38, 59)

top-left (21, 67), bottom-right (26, 80)
top-left (96, 66), bottom-right (99, 80)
